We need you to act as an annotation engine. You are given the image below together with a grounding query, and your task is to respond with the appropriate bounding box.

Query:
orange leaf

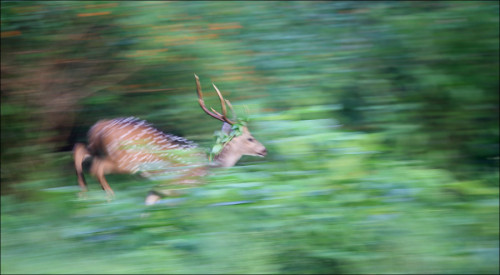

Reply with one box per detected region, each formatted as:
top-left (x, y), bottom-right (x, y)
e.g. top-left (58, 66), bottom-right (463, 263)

top-left (209, 23), bottom-right (243, 30)
top-left (77, 11), bottom-right (111, 17)
top-left (1, 31), bottom-right (22, 38)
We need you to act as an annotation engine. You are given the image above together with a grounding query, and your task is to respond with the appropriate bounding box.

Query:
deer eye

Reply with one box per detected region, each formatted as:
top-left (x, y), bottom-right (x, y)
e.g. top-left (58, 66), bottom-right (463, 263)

top-left (247, 138), bottom-right (255, 142)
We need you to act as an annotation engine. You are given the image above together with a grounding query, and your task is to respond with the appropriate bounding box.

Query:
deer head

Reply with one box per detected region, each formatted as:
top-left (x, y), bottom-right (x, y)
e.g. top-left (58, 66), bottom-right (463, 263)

top-left (195, 74), bottom-right (267, 167)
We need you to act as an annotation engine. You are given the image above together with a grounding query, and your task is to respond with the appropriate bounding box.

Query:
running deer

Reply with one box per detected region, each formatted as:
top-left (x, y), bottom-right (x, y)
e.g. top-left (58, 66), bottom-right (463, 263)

top-left (73, 74), bottom-right (267, 205)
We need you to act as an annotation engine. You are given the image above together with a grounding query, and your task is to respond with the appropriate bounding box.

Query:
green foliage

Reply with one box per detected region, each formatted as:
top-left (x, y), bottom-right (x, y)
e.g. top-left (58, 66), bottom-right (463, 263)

top-left (209, 122), bottom-right (246, 161)
top-left (1, 1), bottom-right (498, 274)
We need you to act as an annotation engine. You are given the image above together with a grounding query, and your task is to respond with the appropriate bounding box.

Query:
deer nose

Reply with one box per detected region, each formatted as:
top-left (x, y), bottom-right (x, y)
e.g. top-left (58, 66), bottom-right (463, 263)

top-left (259, 148), bottom-right (267, 156)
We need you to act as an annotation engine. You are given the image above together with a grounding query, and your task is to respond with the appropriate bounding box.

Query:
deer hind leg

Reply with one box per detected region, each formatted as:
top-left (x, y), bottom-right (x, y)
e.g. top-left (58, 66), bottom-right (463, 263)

top-left (73, 143), bottom-right (91, 197)
top-left (91, 158), bottom-right (116, 200)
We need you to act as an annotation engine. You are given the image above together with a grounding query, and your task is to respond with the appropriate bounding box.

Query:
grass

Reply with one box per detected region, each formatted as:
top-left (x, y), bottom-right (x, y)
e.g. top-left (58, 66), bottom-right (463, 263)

top-left (2, 122), bottom-right (499, 274)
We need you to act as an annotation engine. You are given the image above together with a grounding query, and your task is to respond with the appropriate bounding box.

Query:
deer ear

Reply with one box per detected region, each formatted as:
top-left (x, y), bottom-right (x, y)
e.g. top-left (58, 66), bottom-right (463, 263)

top-left (221, 122), bottom-right (232, 135)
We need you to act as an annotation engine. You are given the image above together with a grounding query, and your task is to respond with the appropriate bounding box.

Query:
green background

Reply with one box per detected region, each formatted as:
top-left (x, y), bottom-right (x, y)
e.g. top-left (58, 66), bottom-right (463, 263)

top-left (1, 1), bottom-right (498, 274)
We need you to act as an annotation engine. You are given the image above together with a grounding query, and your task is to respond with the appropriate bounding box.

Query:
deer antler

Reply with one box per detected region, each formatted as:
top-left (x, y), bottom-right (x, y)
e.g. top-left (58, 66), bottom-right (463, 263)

top-left (195, 74), bottom-right (235, 125)
top-left (224, 99), bottom-right (237, 121)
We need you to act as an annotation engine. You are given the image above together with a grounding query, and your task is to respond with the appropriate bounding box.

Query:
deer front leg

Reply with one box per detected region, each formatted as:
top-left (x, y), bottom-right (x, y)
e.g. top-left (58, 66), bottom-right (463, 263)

top-left (145, 189), bottom-right (187, 205)
top-left (145, 191), bottom-right (162, 205)
top-left (144, 168), bottom-right (206, 205)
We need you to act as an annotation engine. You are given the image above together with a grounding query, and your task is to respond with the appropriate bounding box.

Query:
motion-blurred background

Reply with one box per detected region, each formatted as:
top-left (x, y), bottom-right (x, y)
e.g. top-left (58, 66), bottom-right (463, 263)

top-left (1, 1), bottom-right (498, 274)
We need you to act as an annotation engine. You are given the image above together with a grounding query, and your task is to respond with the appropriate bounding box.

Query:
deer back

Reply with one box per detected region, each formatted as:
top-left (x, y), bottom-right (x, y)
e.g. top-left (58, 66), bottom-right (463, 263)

top-left (87, 117), bottom-right (206, 176)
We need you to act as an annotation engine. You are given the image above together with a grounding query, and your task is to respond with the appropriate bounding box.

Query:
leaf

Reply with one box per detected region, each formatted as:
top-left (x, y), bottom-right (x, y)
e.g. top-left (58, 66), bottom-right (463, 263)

top-left (211, 144), bottom-right (223, 155)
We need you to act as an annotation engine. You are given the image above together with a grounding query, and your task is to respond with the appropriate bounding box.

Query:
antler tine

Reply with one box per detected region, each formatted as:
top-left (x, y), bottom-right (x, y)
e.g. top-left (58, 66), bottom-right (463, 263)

top-left (212, 83), bottom-right (235, 125)
top-left (225, 99), bottom-right (237, 121)
top-left (210, 107), bottom-right (223, 117)
top-left (194, 74), bottom-right (226, 122)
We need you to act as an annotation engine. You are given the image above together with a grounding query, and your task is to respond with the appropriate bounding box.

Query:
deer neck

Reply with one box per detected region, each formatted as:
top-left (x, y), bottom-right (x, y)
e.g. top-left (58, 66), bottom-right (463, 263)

top-left (212, 143), bottom-right (242, 168)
